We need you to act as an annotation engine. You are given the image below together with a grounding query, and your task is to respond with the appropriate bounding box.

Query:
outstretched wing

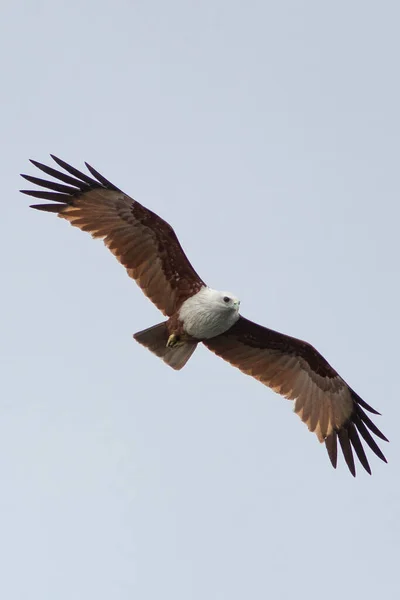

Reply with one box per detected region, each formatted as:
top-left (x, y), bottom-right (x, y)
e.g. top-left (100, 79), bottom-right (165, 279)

top-left (203, 316), bottom-right (388, 476)
top-left (21, 156), bottom-right (205, 316)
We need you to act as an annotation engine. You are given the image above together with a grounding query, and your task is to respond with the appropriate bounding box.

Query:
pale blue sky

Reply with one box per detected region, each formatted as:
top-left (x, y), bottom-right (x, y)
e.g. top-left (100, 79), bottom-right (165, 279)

top-left (2, 1), bottom-right (399, 598)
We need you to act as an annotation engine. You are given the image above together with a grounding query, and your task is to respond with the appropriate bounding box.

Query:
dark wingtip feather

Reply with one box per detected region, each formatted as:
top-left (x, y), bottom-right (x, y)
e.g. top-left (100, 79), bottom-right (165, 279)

top-left (29, 203), bottom-right (64, 212)
top-left (353, 414), bottom-right (388, 463)
top-left (325, 433), bottom-right (338, 469)
top-left (352, 391), bottom-right (381, 415)
top-left (49, 155), bottom-right (100, 186)
top-left (20, 190), bottom-right (70, 202)
top-left (85, 162), bottom-right (119, 190)
top-left (27, 158), bottom-right (93, 191)
top-left (22, 156), bottom-right (119, 200)
top-left (21, 174), bottom-right (79, 195)
top-left (356, 406), bottom-right (389, 442)
top-left (348, 423), bottom-right (372, 475)
top-left (338, 429), bottom-right (356, 477)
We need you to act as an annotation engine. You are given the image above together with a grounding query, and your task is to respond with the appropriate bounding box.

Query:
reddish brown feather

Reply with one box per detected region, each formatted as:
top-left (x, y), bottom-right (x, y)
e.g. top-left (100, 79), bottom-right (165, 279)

top-left (204, 316), bottom-right (387, 476)
top-left (22, 156), bottom-right (205, 316)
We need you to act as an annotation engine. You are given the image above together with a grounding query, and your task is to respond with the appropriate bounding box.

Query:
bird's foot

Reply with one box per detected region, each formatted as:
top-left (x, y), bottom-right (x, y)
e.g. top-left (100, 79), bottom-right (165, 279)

top-left (166, 333), bottom-right (181, 348)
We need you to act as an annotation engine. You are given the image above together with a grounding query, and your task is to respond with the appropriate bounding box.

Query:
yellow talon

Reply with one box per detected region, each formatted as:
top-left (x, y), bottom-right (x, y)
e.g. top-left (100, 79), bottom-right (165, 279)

top-left (167, 333), bottom-right (181, 348)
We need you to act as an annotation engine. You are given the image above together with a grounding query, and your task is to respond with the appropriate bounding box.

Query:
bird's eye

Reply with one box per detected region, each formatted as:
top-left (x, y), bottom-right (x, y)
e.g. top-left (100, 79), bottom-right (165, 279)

top-left (223, 296), bottom-right (230, 303)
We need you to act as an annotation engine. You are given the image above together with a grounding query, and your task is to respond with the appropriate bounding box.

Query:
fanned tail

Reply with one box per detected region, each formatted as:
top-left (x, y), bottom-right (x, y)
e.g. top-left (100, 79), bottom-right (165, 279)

top-left (133, 322), bottom-right (197, 370)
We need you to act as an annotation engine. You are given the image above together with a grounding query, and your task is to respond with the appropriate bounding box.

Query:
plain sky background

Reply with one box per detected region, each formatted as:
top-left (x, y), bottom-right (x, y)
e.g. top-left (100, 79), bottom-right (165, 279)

top-left (2, 1), bottom-right (399, 598)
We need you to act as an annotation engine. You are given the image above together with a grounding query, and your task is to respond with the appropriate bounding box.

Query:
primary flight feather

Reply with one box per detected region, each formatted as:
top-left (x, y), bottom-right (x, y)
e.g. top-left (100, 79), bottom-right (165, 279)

top-left (21, 156), bottom-right (388, 476)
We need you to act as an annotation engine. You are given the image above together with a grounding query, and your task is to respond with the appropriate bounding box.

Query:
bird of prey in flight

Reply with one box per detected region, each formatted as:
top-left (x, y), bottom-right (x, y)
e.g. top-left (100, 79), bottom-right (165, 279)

top-left (21, 156), bottom-right (388, 476)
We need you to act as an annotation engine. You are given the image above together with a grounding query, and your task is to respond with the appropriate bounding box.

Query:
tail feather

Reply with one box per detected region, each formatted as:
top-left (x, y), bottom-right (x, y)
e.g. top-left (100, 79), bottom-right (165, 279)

top-left (133, 322), bottom-right (197, 370)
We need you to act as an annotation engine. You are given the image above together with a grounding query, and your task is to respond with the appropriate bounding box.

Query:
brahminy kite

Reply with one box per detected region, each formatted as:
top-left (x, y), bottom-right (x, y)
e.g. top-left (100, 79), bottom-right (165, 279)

top-left (21, 156), bottom-right (388, 476)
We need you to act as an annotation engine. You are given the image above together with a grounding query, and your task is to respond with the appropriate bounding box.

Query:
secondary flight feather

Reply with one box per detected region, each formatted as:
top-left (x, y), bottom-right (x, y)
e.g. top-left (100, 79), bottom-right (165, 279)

top-left (21, 156), bottom-right (388, 476)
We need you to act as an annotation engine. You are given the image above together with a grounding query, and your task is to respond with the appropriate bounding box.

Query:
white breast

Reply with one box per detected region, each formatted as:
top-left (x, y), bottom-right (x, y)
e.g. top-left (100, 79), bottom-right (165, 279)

top-left (178, 287), bottom-right (240, 339)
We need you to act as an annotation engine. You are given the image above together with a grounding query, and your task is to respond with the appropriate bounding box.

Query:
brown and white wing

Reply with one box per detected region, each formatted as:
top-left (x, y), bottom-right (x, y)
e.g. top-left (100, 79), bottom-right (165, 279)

top-left (21, 156), bottom-right (205, 316)
top-left (203, 316), bottom-right (388, 476)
